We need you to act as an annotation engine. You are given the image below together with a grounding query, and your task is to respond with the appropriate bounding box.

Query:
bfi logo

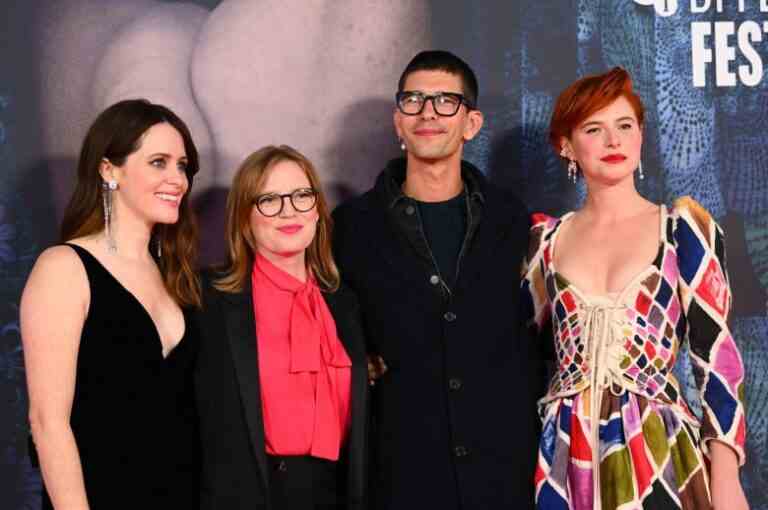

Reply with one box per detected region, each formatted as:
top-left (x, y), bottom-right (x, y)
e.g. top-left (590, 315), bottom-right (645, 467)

top-left (634, 0), bottom-right (679, 16)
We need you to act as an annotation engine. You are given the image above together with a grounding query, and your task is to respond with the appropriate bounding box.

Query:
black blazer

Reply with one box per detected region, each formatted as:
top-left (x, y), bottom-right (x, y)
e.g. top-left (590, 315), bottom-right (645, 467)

top-left (193, 271), bottom-right (368, 510)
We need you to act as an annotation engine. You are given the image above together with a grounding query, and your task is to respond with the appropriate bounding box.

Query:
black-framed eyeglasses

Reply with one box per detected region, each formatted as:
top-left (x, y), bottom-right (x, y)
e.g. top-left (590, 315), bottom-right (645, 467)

top-left (395, 91), bottom-right (474, 117)
top-left (253, 187), bottom-right (318, 217)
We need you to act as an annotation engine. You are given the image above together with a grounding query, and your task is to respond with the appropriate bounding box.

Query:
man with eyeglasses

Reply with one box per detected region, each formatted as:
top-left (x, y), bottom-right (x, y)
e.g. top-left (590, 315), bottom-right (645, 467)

top-left (333, 50), bottom-right (541, 509)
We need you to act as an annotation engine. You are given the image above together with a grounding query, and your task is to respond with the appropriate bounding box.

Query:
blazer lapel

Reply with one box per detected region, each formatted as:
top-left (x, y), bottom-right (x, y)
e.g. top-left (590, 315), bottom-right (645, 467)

top-left (222, 277), bottom-right (270, 494)
top-left (323, 289), bottom-right (368, 505)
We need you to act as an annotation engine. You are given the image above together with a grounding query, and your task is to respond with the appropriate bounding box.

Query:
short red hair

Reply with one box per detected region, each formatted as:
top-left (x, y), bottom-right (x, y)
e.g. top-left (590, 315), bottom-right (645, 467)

top-left (549, 67), bottom-right (645, 156)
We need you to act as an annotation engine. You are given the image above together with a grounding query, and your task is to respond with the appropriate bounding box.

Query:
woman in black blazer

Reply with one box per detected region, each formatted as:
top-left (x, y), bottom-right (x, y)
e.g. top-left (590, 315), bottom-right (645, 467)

top-left (194, 145), bottom-right (368, 510)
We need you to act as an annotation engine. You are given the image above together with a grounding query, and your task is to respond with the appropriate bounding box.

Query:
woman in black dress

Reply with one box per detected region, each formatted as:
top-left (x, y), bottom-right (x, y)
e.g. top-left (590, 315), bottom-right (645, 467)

top-left (194, 145), bottom-right (368, 510)
top-left (21, 99), bottom-right (201, 509)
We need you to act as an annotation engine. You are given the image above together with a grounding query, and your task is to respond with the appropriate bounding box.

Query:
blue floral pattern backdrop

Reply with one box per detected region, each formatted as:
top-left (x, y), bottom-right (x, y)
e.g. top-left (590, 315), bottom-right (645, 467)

top-left (0, 94), bottom-right (42, 508)
top-left (434, 1), bottom-right (768, 507)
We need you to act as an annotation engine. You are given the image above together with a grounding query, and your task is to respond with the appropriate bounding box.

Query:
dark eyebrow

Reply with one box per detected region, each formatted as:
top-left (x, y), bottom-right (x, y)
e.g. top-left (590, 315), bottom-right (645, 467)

top-left (402, 90), bottom-right (463, 96)
top-left (148, 152), bottom-right (187, 161)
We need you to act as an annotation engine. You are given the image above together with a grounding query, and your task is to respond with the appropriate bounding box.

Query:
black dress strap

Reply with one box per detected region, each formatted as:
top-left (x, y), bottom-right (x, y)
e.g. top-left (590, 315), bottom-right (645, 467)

top-left (61, 242), bottom-right (102, 285)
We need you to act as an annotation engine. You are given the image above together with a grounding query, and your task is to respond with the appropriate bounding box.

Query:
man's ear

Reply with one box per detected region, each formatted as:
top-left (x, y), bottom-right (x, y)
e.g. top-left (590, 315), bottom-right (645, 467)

top-left (393, 109), bottom-right (404, 140)
top-left (462, 109), bottom-right (484, 142)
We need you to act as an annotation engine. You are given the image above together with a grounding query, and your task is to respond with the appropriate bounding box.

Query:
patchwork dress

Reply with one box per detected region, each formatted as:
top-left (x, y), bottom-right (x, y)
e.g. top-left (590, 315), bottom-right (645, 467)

top-left (521, 197), bottom-right (746, 510)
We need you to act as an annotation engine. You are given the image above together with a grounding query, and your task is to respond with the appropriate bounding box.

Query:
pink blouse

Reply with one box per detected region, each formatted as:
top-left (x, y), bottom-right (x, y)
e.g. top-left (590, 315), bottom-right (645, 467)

top-left (251, 252), bottom-right (352, 461)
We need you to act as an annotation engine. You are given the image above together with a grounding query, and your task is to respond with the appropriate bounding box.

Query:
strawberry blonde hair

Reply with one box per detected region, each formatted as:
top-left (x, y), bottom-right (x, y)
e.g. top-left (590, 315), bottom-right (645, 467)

top-left (214, 145), bottom-right (339, 293)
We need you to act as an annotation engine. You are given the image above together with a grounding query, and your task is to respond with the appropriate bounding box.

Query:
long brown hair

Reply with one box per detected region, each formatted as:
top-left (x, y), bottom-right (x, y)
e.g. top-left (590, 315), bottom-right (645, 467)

top-left (60, 99), bottom-right (202, 308)
top-left (215, 145), bottom-right (340, 293)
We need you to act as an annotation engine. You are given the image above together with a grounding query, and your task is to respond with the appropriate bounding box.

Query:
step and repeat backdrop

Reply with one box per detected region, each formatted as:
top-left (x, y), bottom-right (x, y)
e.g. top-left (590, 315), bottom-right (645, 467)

top-left (1, 1), bottom-right (766, 507)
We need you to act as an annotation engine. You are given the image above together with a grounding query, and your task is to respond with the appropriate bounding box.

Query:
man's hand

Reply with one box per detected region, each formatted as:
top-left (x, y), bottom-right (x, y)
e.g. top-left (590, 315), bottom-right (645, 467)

top-left (367, 355), bottom-right (388, 386)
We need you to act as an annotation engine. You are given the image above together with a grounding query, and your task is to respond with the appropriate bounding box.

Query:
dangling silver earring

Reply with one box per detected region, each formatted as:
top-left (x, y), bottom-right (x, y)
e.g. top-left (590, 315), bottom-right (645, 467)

top-left (637, 160), bottom-right (645, 180)
top-left (156, 235), bottom-right (162, 259)
top-left (400, 139), bottom-right (406, 151)
top-left (567, 160), bottom-right (578, 183)
top-left (561, 147), bottom-right (577, 184)
top-left (102, 180), bottom-right (118, 252)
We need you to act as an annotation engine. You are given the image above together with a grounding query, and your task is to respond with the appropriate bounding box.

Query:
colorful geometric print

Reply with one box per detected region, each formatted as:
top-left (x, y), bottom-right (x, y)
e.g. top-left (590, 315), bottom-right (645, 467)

top-left (535, 392), bottom-right (712, 510)
top-left (522, 197), bottom-right (747, 509)
top-left (536, 207), bottom-right (690, 407)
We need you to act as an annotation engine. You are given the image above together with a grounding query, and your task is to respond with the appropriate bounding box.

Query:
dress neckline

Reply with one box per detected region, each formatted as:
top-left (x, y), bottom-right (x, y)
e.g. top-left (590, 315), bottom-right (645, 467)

top-left (65, 243), bottom-right (187, 360)
top-left (547, 204), bottom-right (667, 304)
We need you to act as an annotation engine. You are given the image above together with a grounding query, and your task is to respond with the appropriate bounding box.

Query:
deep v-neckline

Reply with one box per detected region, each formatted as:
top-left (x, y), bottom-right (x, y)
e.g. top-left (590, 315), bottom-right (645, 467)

top-left (68, 244), bottom-right (187, 360)
top-left (548, 205), bottom-right (667, 303)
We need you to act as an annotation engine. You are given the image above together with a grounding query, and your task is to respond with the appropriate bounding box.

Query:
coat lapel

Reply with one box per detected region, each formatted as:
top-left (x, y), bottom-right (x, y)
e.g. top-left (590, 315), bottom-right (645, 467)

top-left (221, 277), bottom-right (270, 494)
top-left (361, 202), bottom-right (433, 287)
top-left (454, 199), bottom-right (529, 296)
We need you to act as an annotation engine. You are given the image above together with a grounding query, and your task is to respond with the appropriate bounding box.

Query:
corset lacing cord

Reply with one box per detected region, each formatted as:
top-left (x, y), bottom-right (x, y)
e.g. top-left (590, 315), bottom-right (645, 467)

top-left (582, 302), bottom-right (628, 510)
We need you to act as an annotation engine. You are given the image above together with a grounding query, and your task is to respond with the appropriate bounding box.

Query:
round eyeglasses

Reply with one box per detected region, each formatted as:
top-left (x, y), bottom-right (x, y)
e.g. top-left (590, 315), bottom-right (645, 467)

top-left (395, 91), bottom-right (474, 117)
top-left (254, 188), bottom-right (318, 217)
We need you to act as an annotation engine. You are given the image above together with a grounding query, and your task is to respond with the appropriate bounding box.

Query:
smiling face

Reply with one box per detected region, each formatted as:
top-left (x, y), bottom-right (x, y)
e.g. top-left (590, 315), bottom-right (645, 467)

top-left (562, 96), bottom-right (643, 185)
top-left (105, 122), bottom-right (189, 228)
top-left (394, 70), bottom-right (483, 166)
top-left (249, 159), bottom-right (319, 264)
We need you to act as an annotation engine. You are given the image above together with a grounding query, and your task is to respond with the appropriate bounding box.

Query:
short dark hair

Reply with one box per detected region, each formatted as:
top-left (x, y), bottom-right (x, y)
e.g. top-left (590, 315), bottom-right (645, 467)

top-left (397, 50), bottom-right (479, 108)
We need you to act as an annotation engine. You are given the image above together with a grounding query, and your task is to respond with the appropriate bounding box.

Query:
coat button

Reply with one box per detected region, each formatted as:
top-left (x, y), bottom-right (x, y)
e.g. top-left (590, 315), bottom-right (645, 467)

top-left (444, 311), bottom-right (456, 322)
top-left (429, 274), bottom-right (440, 285)
top-left (277, 460), bottom-right (287, 472)
top-left (449, 378), bottom-right (462, 391)
top-left (405, 205), bottom-right (415, 215)
top-left (454, 446), bottom-right (469, 457)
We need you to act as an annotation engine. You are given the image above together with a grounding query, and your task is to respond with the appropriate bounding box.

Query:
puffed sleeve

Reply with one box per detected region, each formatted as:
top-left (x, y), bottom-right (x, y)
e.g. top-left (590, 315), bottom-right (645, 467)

top-left (672, 196), bottom-right (746, 465)
top-left (520, 213), bottom-right (557, 354)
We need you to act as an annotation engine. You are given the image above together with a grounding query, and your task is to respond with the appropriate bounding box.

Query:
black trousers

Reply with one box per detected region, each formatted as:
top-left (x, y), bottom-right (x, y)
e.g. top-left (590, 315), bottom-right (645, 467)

top-left (266, 455), bottom-right (343, 510)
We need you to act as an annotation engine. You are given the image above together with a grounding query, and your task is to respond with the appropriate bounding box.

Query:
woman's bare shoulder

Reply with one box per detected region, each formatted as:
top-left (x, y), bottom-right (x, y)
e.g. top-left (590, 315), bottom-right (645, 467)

top-left (25, 243), bottom-right (90, 299)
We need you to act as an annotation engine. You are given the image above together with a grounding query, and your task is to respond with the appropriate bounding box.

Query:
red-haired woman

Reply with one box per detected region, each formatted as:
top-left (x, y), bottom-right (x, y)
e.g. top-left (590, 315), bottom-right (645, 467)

top-left (522, 68), bottom-right (747, 510)
top-left (193, 145), bottom-right (367, 510)
top-left (21, 99), bottom-right (201, 509)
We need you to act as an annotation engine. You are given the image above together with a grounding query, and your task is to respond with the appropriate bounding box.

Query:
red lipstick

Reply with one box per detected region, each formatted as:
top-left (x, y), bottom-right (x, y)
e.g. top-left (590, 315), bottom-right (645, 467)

top-left (600, 154), bottom-right (627, 163)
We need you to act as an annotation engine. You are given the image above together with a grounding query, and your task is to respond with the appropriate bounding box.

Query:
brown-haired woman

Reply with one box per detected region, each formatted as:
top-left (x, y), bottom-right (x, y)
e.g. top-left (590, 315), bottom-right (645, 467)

top-left (194, 145), bottom-right (367, 510)
top-left (522, 68), bottom-right (747, 509)
top-left (21, 99), bottom-right (201, 509)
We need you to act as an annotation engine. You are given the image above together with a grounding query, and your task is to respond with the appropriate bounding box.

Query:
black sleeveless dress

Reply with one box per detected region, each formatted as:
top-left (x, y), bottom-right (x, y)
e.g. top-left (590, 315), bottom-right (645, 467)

top-left (31, 244), bottom-right (199, 509)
